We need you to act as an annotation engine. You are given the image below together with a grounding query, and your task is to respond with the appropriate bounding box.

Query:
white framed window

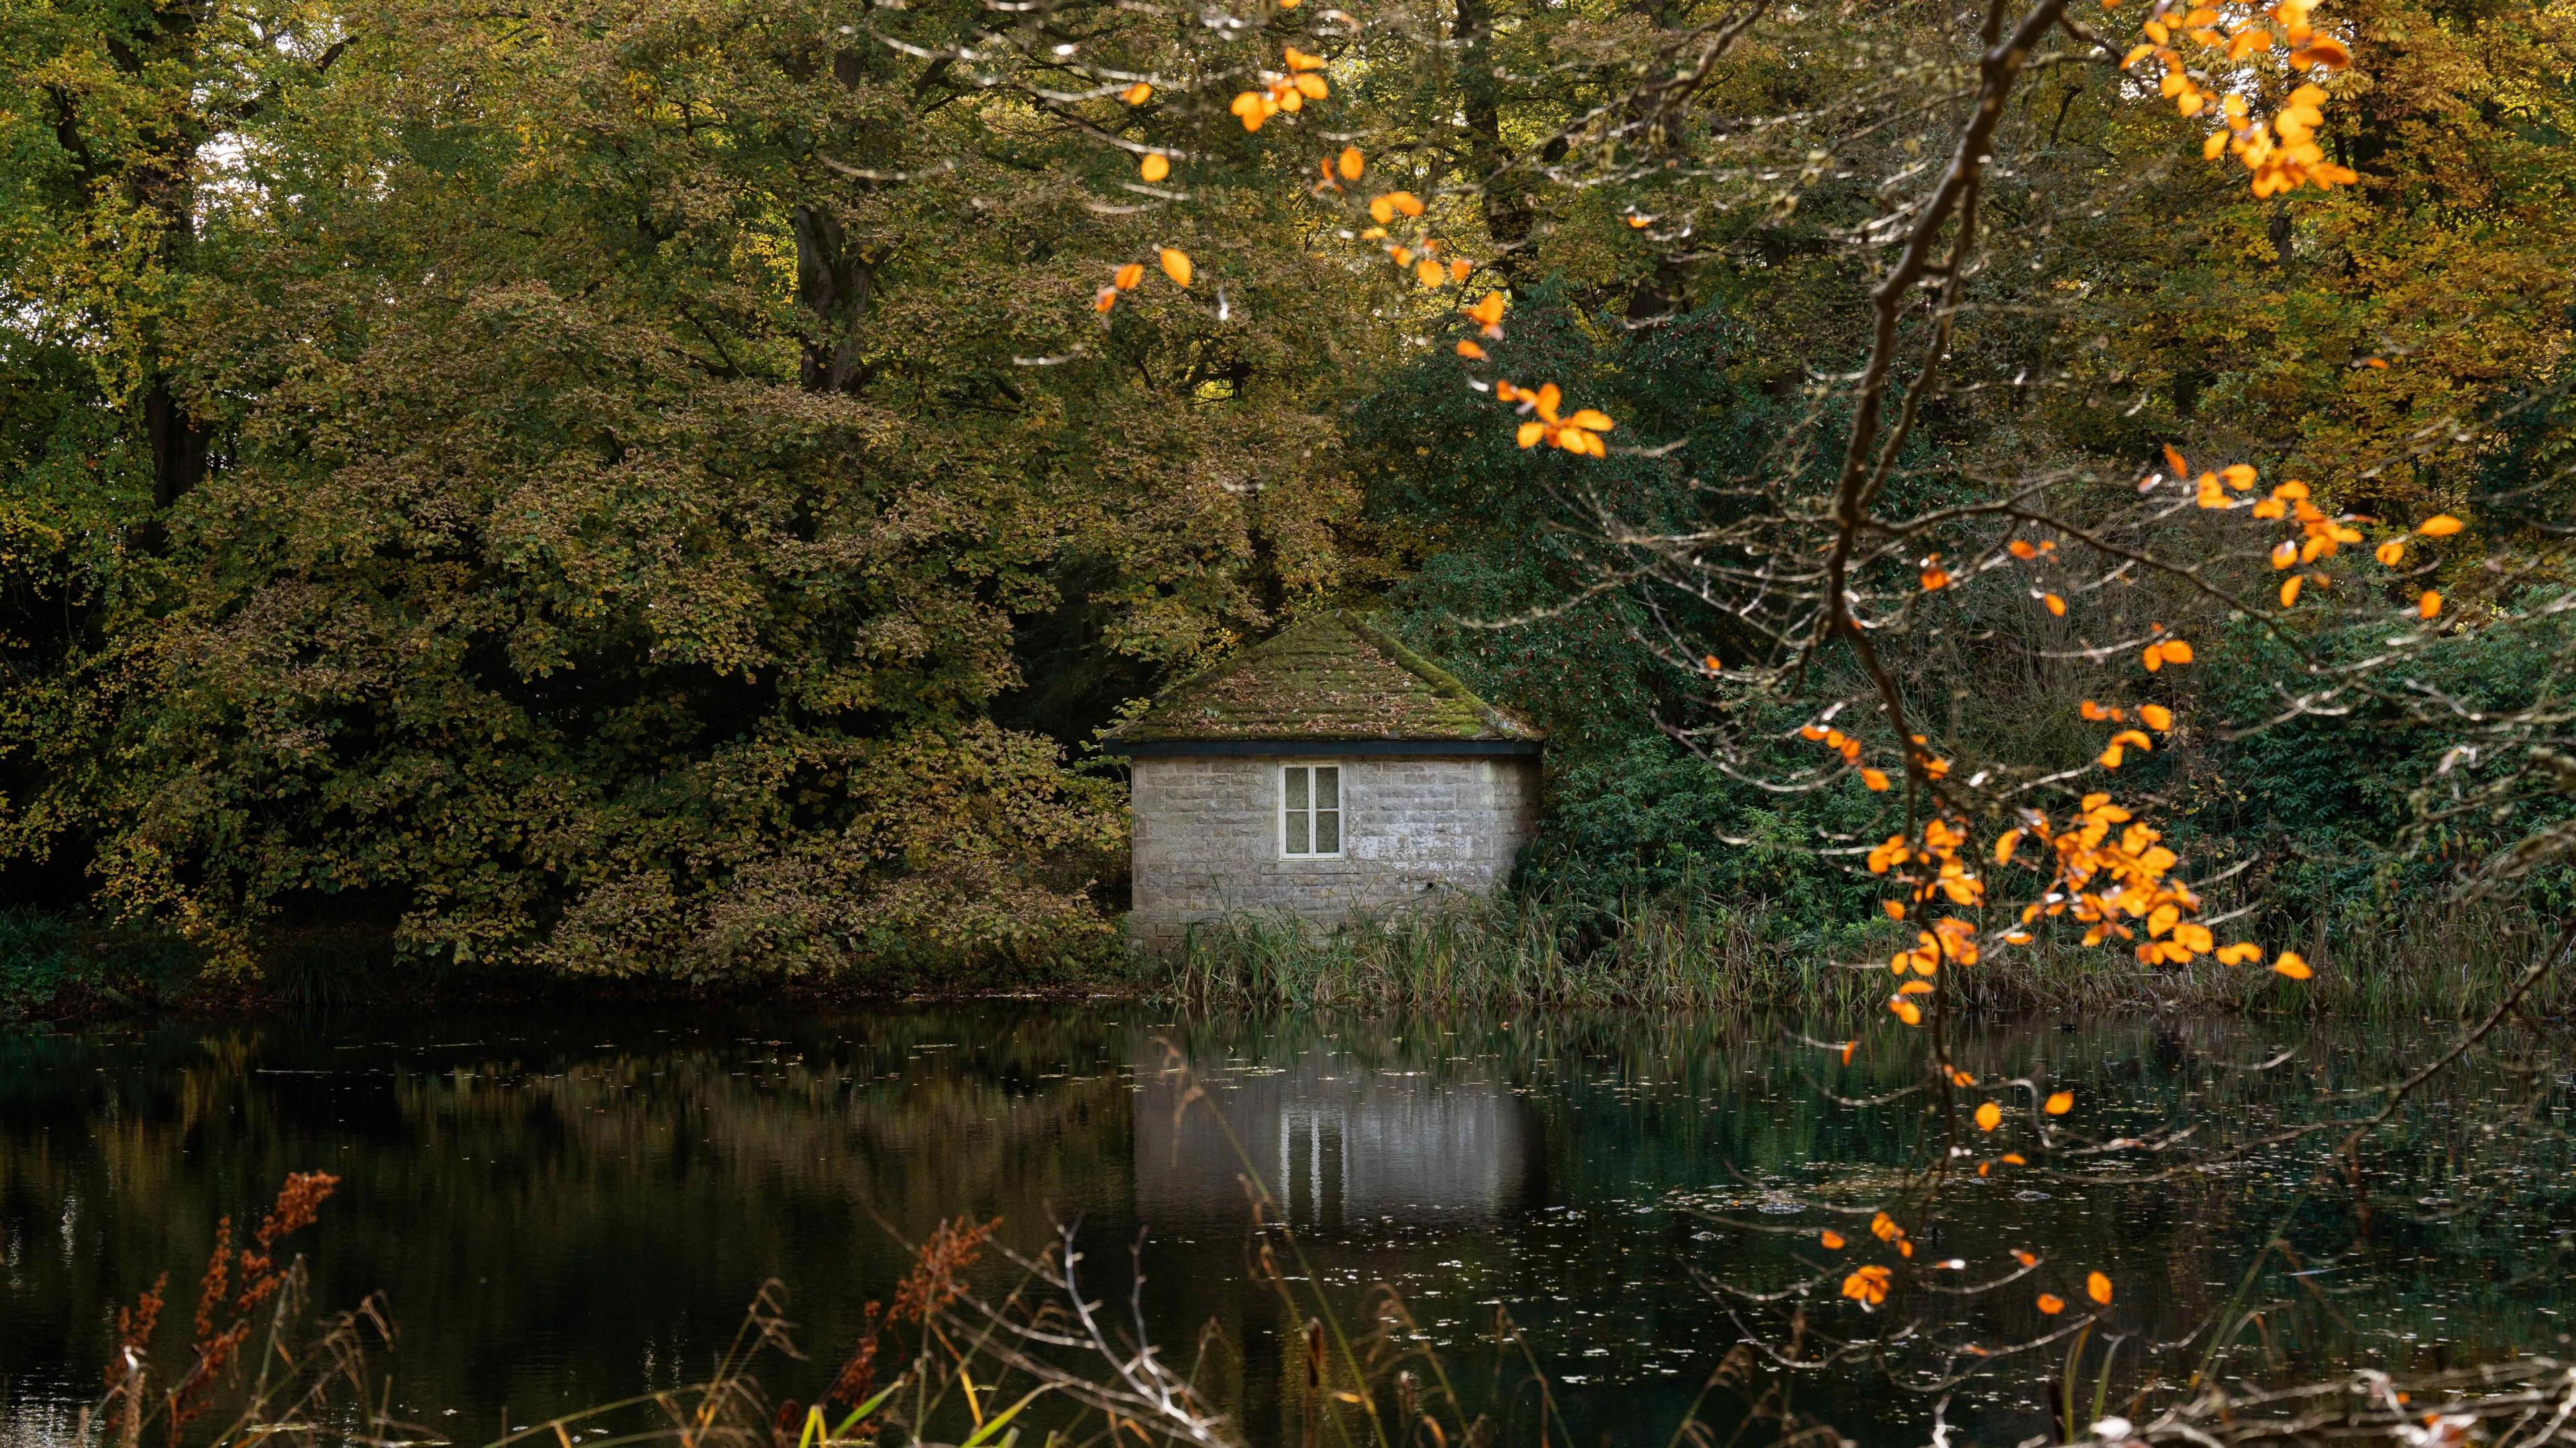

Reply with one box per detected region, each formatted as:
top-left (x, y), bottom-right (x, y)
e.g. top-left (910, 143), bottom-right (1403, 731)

top-left (1281, 765), bottom-right (1343, 857)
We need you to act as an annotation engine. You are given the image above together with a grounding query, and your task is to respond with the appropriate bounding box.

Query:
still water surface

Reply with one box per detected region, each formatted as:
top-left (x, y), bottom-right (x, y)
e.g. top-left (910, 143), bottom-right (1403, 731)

top-left (3, 1006), bottom-right (2570, 1447)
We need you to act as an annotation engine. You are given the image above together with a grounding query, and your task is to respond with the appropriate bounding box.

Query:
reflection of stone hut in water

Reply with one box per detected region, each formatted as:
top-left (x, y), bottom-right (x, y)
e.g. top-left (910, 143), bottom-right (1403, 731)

top-left (1133, 1042), bottom-right (1536, 1229)
top-left (1106, 611), bottom-right (1545, 948)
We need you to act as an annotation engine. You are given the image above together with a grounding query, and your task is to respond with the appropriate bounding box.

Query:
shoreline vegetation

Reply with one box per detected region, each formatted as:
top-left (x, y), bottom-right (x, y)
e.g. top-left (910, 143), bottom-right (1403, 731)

top-left (8, 888), bottom-right (2566, 1027)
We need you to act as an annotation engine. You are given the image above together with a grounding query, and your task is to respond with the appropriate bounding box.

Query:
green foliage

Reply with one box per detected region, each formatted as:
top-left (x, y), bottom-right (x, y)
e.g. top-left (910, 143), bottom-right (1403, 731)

top-left (1354, 293), bottom-right (1902, 930)
top-left (2188, 603), bottom-right (2576, 924)
top-left (0, 909), bottom-right (200, 1022)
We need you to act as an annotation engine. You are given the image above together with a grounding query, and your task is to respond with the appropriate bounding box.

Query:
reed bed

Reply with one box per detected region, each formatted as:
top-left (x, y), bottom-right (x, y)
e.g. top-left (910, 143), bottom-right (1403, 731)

top-left (1157, 889), bottom-right (2572, 1019)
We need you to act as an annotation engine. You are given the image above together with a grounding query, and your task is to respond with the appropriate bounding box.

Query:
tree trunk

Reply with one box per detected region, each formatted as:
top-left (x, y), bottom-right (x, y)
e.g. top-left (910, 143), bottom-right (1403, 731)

top-left (794, 205), bottom-right (875, 394)
top-left (1454, 0), bottom-right (1532, 278)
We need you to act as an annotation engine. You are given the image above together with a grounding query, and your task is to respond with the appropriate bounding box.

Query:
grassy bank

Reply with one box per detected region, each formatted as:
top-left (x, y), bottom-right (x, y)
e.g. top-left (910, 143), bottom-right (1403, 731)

top-left (1157, 889), bottom-right (2574, 1019)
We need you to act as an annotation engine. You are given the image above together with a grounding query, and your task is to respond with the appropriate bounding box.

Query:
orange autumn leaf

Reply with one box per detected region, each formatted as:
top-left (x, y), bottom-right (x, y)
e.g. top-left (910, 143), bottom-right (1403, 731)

top-left (1159, 247), bottom-right (1192, 287)
top-left (2087, 1272), bottom-right (2114, 1306)
top-left (2139, 704), bottom-right (2174, 732)
top-left (1415, 258), bottom-right (1446, 288)
top-left (1121, 82), bottom-right (1153, 104)
top-left (1139, 152), bottom-right (1170, 182)
top-left (1993, 828), bottom-right (2023, 865)
top-left (2418, 515), bottom-right (2464, 537)
top-left (1456, 339), bottom-right (1486, 359)
top-left (1113, 262), bottom-right (1145, 290)
top-left (1883, 899), bottom-right (1906, 920)
top-left (2293, 32), bottom-right (2352, 66)
top-left (1337, 146), bottom-right (1364, 180)
top-left (2015, 1250), bottom-right (2039, 1268)
top-left (1843, 1265), bottom-right (1892, 1308)
top-left (2419, 590), bottom-right (2442, 619)
top-left (1861, 769), bottom-right (1892, 792)
top-left (2037, 1292), bottom-right (2067, 1315)
top-left (2044, 1090), bottom-right (2074, 1115)
top-left (2142, 639), bottom-right (2194, 671)
top-left (1890, 997), bottom-right (1923, 1026)
top-left (2279, 575), bottom-right (2304, 608)
top-left (1975, 1101), bottom-right (2002, 1131)
top-left (2043, 593), bottom-right (2067, 616)
top-left (2274, 950), bottom-right (2312, 980)
top-left (2375, 539), bottom-right (2406, 566)
top-left (1821, 1229), bottom-right (1846, 1250)
top-left (1093, 286), bottom-right (1118, 313)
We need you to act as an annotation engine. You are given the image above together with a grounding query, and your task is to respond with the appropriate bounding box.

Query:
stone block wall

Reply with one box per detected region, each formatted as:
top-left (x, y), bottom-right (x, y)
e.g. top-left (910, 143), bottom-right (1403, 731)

top-left (1130, 753), bottom-right (1542, 946)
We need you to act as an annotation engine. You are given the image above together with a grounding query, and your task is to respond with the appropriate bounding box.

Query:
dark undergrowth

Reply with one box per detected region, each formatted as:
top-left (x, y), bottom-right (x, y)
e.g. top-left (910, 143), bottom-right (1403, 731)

top-left (9, 891), bottom-right (2565, 1027)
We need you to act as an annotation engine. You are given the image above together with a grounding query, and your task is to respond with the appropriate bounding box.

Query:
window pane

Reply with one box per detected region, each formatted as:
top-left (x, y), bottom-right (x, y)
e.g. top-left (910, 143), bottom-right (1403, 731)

top-left (1284, 767), bottom-right (1309, 854)
top-left (1315, 767), bottom-right (1338, 810)
top-left (1315, 807), bottom-right (1340, 855)
top-left (1285, 767), bottom-right (1308, 811)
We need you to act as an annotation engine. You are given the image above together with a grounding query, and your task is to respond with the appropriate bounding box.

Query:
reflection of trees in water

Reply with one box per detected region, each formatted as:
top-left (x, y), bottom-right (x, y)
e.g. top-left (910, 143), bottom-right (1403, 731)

top-left (4, 1009), bottom-right (2569, 1448)
top-left (1144, 1013), bottom-right (2575, 1445)
top-left (1, 1011), bottom-right (1140, 1425)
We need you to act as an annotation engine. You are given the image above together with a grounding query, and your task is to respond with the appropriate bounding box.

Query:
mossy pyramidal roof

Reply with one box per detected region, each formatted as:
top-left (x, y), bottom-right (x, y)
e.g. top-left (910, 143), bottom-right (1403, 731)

top-left (1110, 610), bottom-right (1543, 744)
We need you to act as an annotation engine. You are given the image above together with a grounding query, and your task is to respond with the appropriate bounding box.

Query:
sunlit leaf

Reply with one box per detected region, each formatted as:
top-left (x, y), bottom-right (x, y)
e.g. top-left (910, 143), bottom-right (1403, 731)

top-left (1159, 247), bottom-right (1192, 286)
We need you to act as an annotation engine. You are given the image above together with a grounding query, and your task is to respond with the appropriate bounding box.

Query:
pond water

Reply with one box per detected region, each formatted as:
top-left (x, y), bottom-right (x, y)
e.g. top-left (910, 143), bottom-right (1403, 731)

top-left (3, 1006), bottom-right (2570, 1448)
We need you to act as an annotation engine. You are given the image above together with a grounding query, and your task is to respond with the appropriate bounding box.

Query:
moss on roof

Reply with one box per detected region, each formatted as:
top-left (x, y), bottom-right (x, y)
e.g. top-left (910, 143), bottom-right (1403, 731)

top-left (1110, 610), bottom-right (1542, 744)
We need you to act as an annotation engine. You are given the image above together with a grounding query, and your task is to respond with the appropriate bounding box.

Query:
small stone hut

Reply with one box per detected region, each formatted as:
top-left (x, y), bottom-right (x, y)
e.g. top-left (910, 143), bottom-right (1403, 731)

top-left (1108, 611), bottom-right (1544, 946)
